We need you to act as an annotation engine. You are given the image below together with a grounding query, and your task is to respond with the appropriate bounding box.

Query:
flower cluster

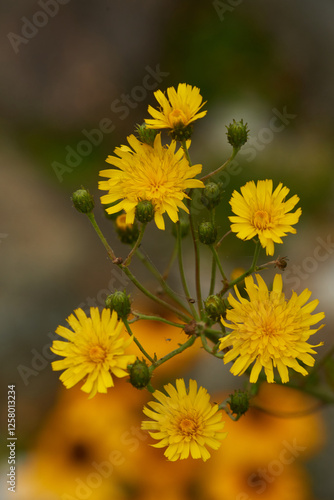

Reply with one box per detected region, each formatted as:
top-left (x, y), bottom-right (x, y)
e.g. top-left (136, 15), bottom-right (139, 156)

top-left (50, 83), bottom-right (327, 464)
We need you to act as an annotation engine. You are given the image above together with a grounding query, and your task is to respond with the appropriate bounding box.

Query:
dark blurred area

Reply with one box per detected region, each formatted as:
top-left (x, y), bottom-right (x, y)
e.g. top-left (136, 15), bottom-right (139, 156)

top-left (1, 0), bottom-right (334, 498)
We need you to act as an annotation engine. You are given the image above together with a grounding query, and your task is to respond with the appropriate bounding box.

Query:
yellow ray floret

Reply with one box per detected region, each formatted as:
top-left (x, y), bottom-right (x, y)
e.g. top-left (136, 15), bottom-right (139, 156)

top-left (229, 179), bottom-right (302, 255)
top-left (51, 307), bottom-right (136, 398)
top-left (219, 274), bottom-right (325, 383)
top-left (144, 83), bottom-right (207, 130)
top-left (142, 379), bottom-right (227, 462)
top-left (99, 133), bottom-right (204, 230)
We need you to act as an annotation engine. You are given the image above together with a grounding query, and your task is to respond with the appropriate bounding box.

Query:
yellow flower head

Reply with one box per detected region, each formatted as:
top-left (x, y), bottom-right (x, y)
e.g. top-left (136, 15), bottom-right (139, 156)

top-left (99, 133), bottom-right (204, 230)
top-left (51, 307), bottom-right (136, 398)
top-left (219, 274), bottom-right (325, 384)
top-left (142, 379), bottom-right (227, 462)
top-left (229, 179), bottom-right (302, 256)
top-left (145, 83), bottom-right (207, 130)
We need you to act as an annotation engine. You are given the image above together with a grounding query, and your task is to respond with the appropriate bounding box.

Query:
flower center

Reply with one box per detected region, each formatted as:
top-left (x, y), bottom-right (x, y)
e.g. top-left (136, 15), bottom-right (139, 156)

top-left (169, 108), bottom-right (188, 127)
top-left (88, 345), bottom-right (106, 363)
top-left (253, 210), bottom-right (270, 230)
top-left (260, 319), bottom-right (276, 336)
top-left (179, 417), bottom-right (199, 437)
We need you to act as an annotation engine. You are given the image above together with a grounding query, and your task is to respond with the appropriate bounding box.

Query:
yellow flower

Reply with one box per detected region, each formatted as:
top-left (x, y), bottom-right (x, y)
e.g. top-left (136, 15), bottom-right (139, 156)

top-left (142, 379), bottom-right (227, 462)
top-left (51, 307), bottom-right (136, 398)
top-left (99, 133), bottom-right (204, 230)
top-left (229, 179), bottom-right (302, 256)
top-left (144, 83), bottom-right (207, 130)
top-left (219, 274), bottom-right (324, 384)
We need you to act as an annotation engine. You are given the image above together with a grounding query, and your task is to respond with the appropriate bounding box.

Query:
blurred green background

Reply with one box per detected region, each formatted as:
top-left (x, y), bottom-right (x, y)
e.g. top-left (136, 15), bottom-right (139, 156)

top-left (1, 1), bottom-right (334, 498)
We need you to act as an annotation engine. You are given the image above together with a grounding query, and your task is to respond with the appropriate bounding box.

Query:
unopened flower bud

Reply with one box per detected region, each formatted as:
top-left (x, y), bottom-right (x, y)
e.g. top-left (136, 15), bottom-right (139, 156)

top-left (135, 200), bottom-right (155, 224)
top-left (228, 390), bottom-right (250, 418)
top-left (198, 221), bottom-right (217, 245)
top-left (226, 119), bottom-right (249, 149)
top-left (115, 214), bottom-right (140, 245)
top-left (129, 359), bottom-right (151, 389)
top-left (201, 182), bottom-right (224, 210)
top-left (71, 188), bottom-right (94, 214)
top-left (204, 295), bottom-right (225, 322)
top-left (105, 291), bottom-right (131, 319)
top-left (135, 123), bottom-right (158, 147)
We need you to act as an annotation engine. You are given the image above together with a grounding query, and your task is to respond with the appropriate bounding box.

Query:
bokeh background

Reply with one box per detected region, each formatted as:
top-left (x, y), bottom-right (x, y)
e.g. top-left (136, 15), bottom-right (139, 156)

top-left (1, 0), bottom-right (334, 498)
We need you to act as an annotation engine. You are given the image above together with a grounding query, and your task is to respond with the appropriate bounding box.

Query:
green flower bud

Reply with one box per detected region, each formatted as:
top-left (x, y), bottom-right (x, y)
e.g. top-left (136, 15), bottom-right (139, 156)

top-left (228, 390), bottom-right (250, 418)
top-left (170, 123), bottom-right (193, 141)
top-left (201, 182), bottom-right (224, 210)
top-left (172, 217), bottom-right (190, 239)
top-left (105, 291), bottom-right (131, 319)
top-left (198, 221), bottom-right (217, 245)
top-left (135, 200), bottom-right (155, 224)
top-left (204, 295), bottom-right (225, 321)
top-left (115, 214), bottom-right (140, 245)
top-left (71, 188), bottom-right (94, 214)
top-left (226, 119), bottom-right (249, 149)
top-left (135, 123), bottom-right (159, 147)
top-left (129, 359), bottom-right (151, 389)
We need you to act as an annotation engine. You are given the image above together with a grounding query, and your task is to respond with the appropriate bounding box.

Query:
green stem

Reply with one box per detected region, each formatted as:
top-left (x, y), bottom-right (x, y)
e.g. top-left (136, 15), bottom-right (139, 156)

top-left (223, 240), bottom-right (261, 293)
top-left (210, 245), bottom-right (227, 282)
top-left (149, 335), bottom-right (196, 373)
top-left (86, 211), bottom-right (190, 322)
top-left (123, 318), bottom-right (155, 363)
top-left (129, 312), bottom-right (185, 328)
top-left (87, 212), bottom-right (116, 261)
top-left (121, 266), bottom-right (190, 322)
top-left (135, 248), bottom-right (191, 314)
top-left (204, 327), bottom-right (223, 343)
top-left (181, 140), bottom-right (203, 315)
top-left (200, 148), bottom-right (239, 183)
top-left (177, 222), bottom-right (199, 319)
top-left (186, 194), bottom-right (202, 315)
top-left (209, 256), bottom-right (217, 296)
top-left (215, 230), bottom-right (232, 249)
top-left (162, 240), bottom-right (178, 280)
top-left (123, 223), bottom-right (147, 267)
top-left (181, 140), bottom-right (192, 166)
top-left (200, 332), bottom-right (225, 358)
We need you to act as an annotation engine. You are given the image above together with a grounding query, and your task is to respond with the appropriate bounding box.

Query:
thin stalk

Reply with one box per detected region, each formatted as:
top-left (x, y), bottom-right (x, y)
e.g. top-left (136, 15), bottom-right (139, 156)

top-left (189, 205), bottom-right (202, 314)
top-left (129, 312), bottom-right (185, 328)
top-left (123, 318), bottom-right (155, 363)
top-left (87, 212), bottom-right (116, 261)
top-left (122, 266), bottom-right (190, 322)
top-left (181, 140), bottom-right (192, 166)
top-left (123, 223), bottom-right (147, 266)
top-left (86, 211), bottom-right (190, 322)
top-left (215, 230), bottom-right (231, 249)
top-left (204, 327), bottom-right (223, 343)
top-left (177, 222), bottom-right (199, 319)
top-left (210, 245), bottom-right (227, 282)
top-left (209, 256), bottom-right (217, 295)
top-left (200, 148), bottom-right (239, 183)
top-left (162, 240), bottom-right (178, 280)
top-left (135, 248), bottom-right (191, 314)
top-left (149, 335), bottom-right (196, 373)
top-left (181, 140), bottom-right (203, 315)
top-left (223, 240), bottom-right (261, 293)
top-left (200, 332), bottom-right (225, 358)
